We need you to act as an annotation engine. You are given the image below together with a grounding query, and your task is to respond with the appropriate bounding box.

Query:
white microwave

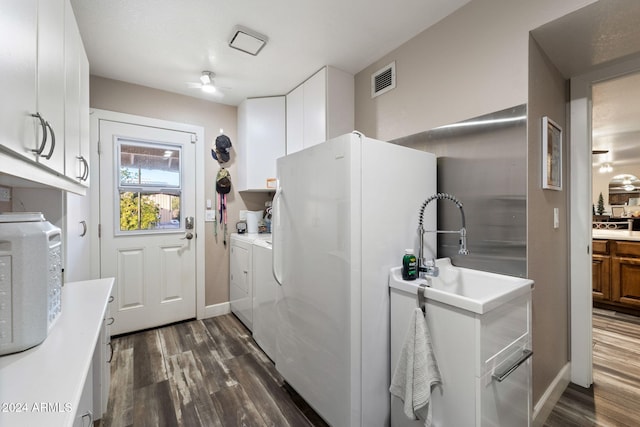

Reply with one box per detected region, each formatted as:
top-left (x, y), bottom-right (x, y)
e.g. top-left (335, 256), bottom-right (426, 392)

top-left (0, 213), bottom-right (62, 356)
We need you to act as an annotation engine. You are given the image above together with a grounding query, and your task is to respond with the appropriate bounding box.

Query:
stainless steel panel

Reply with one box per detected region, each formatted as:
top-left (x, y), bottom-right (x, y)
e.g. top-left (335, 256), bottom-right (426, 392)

top-left (391, 105), bottom-right (527, 277)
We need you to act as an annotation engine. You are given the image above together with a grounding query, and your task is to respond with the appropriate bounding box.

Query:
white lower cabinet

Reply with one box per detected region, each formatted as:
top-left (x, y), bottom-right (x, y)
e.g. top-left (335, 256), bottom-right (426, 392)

top-left (0, 279), bottom-right (113, 427)
top-left (73, 361), bottom-right (94, 427)
top-left (230, 235), bottom-right (253, 330)
top-left (92, 298), bottom-right (113, 421)
top-left (390, 288), bottom-right (532, 426)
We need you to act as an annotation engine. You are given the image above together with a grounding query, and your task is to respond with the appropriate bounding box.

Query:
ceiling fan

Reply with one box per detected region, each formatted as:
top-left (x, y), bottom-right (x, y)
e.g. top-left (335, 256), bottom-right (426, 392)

top-left (186, 71), bottom-right (226, 98)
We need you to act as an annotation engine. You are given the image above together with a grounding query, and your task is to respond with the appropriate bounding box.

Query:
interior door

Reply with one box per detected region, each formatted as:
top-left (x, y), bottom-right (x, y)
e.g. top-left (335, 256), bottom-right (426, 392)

top-left (99, 120), bottom-right (196, 335)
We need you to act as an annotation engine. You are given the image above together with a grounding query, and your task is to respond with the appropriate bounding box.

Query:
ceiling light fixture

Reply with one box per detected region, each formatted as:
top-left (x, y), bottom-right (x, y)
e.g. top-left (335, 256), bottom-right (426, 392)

top-left (200, 71), bottom-right (212, 85)
top-left (200, 71), bottom-right (216, 93)
top-left (229, 25), bottom-right (268, 56)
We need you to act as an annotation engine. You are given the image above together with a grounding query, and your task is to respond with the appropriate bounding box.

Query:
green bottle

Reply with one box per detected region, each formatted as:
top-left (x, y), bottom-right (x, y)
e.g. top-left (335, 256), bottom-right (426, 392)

top-left (402, 249), bottom-right (417, 281)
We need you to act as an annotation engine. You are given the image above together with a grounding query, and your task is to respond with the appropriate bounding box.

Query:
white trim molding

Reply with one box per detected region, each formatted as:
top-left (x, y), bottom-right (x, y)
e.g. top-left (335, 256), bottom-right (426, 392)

top-left (532, 362), bottom-right (571, 427)
top-left (203, 302), bottom-right (230, 319)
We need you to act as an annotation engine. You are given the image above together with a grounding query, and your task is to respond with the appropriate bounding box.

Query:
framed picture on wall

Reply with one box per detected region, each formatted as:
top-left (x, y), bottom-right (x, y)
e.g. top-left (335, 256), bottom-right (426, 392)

top-left (542, 116), bottom-right (562, 190)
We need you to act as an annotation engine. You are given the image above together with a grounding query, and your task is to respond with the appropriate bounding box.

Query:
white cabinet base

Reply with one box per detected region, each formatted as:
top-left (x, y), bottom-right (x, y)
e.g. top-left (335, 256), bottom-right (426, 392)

top-left (390, 286), bottom-right (532, 426)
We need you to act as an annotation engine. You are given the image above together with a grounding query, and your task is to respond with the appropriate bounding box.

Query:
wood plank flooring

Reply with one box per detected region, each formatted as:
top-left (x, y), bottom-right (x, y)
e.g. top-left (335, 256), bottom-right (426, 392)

top-left (99, 314), bottom-right (329, 427)
top-left (544, 309), bottom-right (640, 426)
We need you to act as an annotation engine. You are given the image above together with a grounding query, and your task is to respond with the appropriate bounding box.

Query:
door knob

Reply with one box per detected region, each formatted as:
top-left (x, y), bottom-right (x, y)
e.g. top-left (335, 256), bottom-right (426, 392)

top-left (181, 232), bottom-right (194, 240)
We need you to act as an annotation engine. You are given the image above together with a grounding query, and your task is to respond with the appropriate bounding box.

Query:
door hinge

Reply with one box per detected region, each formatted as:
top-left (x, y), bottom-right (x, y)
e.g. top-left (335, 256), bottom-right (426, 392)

top-left (191, 134), bottom-right (197, 144)
top-left (98, 224), bottom-right (101, 238)
top-left (97, 140), bottom-right (101, 156)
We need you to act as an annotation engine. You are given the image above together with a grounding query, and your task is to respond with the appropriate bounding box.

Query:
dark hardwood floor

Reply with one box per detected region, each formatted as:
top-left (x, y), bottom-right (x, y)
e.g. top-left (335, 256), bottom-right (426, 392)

top-left (101, 309), bottom-right (640, 426)
top-left (544, 309), bottom-right (640, 426)
top-left (99, 314), bottom-right (328, 427)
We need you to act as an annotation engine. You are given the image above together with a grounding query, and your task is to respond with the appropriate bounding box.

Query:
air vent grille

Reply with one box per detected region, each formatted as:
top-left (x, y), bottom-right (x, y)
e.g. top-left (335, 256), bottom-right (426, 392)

top-left (371, 62), bottom-right (396, 98)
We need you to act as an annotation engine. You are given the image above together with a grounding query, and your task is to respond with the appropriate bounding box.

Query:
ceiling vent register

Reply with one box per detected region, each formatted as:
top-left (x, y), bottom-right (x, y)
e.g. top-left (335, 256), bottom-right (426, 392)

top-left (371, 61), bottom-right (396, 98)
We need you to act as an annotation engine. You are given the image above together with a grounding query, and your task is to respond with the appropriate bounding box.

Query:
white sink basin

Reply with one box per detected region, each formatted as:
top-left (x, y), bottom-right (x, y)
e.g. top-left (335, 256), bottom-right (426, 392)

top-left (389, 258), bottom-right (533, 314)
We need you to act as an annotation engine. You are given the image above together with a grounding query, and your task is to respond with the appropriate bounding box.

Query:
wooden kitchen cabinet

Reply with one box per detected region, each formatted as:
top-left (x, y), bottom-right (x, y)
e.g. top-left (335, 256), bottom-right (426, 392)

top-left (285, 66), bottom-right (354, 155)
top-left (593, 239), bottom-right (640, 315)
top-left (592, 240), bottom-right (611, 301)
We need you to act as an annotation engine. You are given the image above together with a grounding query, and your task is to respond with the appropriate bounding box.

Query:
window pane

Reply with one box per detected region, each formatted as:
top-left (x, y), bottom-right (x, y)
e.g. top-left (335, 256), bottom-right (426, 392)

top-left (119, 191), bottom-right (181, 231)
top-left (119, 142), bottom-right (180, 187)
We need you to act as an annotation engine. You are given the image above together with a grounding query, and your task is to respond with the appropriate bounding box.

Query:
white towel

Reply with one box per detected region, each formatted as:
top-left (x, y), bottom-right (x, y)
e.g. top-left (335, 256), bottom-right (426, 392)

top-left (389, 307), bottom-right (442, 427)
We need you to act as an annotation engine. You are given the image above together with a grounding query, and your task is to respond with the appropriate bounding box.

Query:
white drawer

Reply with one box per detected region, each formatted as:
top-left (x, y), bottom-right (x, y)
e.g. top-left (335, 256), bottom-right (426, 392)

top-left (478, 292), bottom-right (531, 376)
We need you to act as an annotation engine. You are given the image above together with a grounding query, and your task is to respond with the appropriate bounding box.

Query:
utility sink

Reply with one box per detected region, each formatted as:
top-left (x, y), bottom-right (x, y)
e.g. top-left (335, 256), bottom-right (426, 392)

top-left (389, 258), bottom-right (533, 314)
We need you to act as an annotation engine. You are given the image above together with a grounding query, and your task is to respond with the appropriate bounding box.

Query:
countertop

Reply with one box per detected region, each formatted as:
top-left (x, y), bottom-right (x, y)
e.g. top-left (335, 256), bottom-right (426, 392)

top-left (593, 229), bottom-right (640, 241)
top-left (0, 278), bottom-right (114, 427)
top-left (230, 232), bottom-right (272, 244)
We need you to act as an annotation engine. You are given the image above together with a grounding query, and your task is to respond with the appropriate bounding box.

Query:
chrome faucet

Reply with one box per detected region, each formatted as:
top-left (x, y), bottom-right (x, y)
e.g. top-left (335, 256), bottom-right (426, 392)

top-left (417, 193), bottom-right (469, 277)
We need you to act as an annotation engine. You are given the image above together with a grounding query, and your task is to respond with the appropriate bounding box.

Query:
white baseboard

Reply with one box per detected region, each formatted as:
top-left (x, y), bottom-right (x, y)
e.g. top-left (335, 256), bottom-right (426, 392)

top-left (202, 302), bottom-right (230, 319)
top-left (532, 362), bottom-right (571, 427)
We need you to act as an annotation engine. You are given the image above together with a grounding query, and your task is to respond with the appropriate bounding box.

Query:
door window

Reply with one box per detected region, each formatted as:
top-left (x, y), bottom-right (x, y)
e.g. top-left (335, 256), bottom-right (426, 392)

top-left (116, 139), bottom-right (182, 233)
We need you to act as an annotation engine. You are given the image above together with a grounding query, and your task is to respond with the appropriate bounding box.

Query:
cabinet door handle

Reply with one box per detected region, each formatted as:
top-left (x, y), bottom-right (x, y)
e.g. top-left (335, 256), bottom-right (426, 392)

top-left (30, 113), bottom-right (47, 155)
top-left (82, 156), bottom-right (89, 180)
top-left (79, 220), bottom-right (87, 237)
top-left (109, 295), bottom-right (114, 303)
top-left (107, 341), bottom-right (114, 363)
top-left (106, 317), bottom-right (115, 326)
top-left (81, 410), bottom-right (93, 427)
top-left (42, 121), bottom-right (55, 159)
top-left (77, 155), bottom-right (89, 181)
top-left (492, 349), bottom-right (533, 382)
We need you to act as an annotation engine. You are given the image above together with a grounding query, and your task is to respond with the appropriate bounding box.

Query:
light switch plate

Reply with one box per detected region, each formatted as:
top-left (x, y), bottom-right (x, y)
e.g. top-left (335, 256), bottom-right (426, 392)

top-left (205, 210), bottom-right (216, 222)
top-left (554, 207), bottom-right (560, 229)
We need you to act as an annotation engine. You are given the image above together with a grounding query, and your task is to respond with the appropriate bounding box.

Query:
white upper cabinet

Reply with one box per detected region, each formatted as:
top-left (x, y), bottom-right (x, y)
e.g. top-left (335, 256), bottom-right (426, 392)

top-left (0, 0), bottom-right (89, 192)
top-left (285, 66), bottom-right (354, 155)
top-left (237, 97), bottom-right (286, 191)
top-left (0, 0), bottom-right (38, 163)
top-left (36, 0), bottom-right (66, 173)
top-left (64, 1), bottom-right (90, 185)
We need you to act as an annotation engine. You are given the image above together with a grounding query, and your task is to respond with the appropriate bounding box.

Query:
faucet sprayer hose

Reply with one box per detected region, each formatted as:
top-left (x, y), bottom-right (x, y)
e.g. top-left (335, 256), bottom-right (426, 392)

top-left (418, 192), bottom-right (466, 229)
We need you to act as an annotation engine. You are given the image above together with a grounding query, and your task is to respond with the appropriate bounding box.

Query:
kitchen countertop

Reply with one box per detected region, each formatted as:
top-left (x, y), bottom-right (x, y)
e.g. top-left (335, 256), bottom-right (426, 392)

top-left (592, 229), bottom-right (640, 241)
top-left (231, 232), bottom-right (272, 243)
top-left (0, 278), bottom-right (114, 427)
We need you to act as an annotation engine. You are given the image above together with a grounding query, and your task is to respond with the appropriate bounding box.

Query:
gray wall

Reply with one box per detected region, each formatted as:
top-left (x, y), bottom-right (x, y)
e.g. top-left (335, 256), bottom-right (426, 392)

top-left (527, 36), bottom-right (570, 406)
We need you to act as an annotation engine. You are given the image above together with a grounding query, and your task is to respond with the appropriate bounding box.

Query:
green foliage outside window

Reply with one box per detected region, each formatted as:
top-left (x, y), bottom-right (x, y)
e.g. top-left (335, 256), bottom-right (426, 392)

top-left (120, 192), bottom-right (160, 231)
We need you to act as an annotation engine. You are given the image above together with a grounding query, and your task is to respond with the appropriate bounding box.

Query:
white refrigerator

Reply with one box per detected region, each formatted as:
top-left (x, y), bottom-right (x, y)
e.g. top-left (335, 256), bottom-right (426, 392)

top-left (272, 132), bottom-right (437, 426)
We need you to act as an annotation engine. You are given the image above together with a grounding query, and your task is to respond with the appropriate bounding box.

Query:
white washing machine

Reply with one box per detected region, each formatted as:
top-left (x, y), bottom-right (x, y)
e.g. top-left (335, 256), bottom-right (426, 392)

top-left (252, 238), bottom-right (277, 361)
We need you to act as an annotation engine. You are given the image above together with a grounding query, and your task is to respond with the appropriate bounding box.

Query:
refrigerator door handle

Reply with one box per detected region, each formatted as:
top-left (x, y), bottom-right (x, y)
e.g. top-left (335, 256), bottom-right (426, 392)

top-left (272, 181), bottom-right (283, 286)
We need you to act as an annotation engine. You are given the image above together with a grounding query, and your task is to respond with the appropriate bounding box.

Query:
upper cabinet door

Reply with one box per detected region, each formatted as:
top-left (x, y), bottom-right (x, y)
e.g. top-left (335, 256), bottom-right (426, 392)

top-left (286, 85), bottom-right (304, 155)
top-left (0, 0), bottom-right (38, 161)
top-left (237, 97), bottom-right (286, 191)
top-left (78, 44), bottom-right (90, 185)
top-left (36, 0), bottom-right (66, 173)
top-left (64, 0), bottom-right (90, 185)
top-left (302, 67), bottom-right (327, 148)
